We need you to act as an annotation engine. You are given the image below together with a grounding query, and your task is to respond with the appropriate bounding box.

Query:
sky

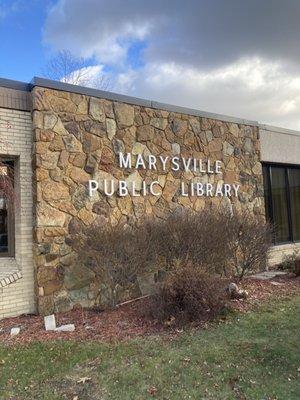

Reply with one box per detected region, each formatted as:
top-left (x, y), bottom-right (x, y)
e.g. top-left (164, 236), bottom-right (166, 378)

top-left (1, 0), bottom-right (300, 129)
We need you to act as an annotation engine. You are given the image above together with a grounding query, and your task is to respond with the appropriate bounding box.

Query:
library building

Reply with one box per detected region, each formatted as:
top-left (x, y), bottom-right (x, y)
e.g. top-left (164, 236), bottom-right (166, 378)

top-left (0, 77), bottom-right (299, 318)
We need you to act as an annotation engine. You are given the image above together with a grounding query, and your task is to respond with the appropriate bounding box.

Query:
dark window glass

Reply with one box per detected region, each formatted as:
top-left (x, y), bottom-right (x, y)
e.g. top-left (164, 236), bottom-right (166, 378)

top-left (270, 166), bottom-right (290, 243)
top-left (0, 203), bottom-right (8, 253)
top-left (289, 168), bottom-right (300, 241)
top-left (263, 163), bottom-right (300, 244)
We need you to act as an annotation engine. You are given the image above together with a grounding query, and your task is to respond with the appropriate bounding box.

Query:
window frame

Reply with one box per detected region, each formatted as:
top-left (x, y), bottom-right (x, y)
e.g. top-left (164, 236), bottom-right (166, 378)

top-left (0, 158), bottom-right (15, 258)
top-left (263, 162), bottom-right (300, 245)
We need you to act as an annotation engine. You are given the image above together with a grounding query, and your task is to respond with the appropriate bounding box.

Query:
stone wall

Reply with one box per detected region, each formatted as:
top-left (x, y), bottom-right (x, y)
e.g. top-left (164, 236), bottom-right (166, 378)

top-left (31, 86), bottom-right (264, 315)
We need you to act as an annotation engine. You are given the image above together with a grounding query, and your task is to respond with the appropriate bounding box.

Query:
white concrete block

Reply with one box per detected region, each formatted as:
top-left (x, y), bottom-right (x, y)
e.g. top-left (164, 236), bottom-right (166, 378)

top-left (44, 314), bottom-right (56, 331)
top-left (55, 324), bottom-right (75, 332)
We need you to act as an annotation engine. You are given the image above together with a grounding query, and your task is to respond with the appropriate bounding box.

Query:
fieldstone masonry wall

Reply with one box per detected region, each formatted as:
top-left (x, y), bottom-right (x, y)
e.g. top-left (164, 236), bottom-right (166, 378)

top-left (32, 86), bottom-right (264, 315)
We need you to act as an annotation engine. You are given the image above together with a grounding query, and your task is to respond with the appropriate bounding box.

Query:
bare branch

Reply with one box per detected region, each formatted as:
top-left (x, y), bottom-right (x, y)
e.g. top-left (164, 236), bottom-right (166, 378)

top-left (42, 50), bottom-right (111, 90)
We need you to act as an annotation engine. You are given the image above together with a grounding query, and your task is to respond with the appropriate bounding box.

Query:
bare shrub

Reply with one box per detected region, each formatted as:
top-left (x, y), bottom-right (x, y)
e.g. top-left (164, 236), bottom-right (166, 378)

top-left (70, 208), bottom-right (272, 309)
top-left (146, 262), bottom-right (228, 324)
top-left (71, 222), bottom-right (156, 307)
top-left (226, 211), bottom-right (273, 279)
top-left (0, 160), bottom-right (15, 205)
top-left (143, 210), bottom-right (233, 276)
top-left (278, 249), bottom-right (300, 276)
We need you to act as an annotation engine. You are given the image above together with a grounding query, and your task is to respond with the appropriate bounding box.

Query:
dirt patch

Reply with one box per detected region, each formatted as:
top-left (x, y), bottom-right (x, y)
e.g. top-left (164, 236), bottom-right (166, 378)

top-left (0, 275), bottom-right (299, 345)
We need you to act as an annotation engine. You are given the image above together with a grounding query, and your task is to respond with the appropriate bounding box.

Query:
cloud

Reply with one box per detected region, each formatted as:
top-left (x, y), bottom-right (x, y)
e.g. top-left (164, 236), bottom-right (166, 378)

top-left (113, 57), bottom-right (300, 130)
top-left (43, 0), bottom-right (300, 129)
top-left (45, 0), bottom-right (300, 69)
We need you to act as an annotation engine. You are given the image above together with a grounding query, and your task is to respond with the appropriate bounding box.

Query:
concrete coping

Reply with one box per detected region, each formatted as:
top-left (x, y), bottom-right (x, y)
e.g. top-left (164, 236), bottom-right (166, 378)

top-left (1, 76), bottom-right (300, 135)
top-left (30, 77), bottom-right (260, 126)
top-left (259, 123), bottom-right (300, 137)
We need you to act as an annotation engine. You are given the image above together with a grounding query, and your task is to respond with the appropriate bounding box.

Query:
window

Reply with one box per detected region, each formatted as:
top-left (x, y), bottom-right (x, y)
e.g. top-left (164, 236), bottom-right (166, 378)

top-left (263, 163), bottom-right (300, 244)
top-left (0, 159), bottom-right (15, 257)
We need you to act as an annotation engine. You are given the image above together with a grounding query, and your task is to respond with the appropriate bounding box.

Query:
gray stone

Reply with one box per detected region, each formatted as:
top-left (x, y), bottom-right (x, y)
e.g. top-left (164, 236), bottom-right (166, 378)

top-left (244, 137), bottom-right (254, 153)
top-left (63, 135), bottom-right (82, 152)
top-left (223, 141), bottom-right (234, 156)
top-left (64, 264), bottom-right (95, 290)
top-left (137, 273), bottom-right (156, 296)
top-left (64, 121), bottom-right (82, 140)
top-left (84, 120), bottom-right (106, 137)
top-left (172, 143), bottom-right (180, 155)
top-left (112, 138), bottom-right (125, 155)
top-left (206, 130), bottom-right (213, 142)
top-left (44, 113), bottom-right (57, 130)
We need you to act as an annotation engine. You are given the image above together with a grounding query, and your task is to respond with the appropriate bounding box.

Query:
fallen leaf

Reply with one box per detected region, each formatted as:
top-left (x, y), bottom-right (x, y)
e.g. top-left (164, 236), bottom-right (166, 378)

top-left (148, 386), bottom-right (157, 396)
top-left (77, 377), bottom-right (91, 384)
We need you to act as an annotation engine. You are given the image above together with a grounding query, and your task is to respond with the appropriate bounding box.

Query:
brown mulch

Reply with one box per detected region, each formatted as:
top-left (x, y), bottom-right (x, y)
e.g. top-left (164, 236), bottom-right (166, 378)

top-left (0, 274), bottom-right (299, 346)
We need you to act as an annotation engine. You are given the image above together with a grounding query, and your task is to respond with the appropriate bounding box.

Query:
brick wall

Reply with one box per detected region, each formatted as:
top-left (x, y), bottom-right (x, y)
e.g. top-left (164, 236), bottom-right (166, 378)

top-left (0, 107), bottom-right (35, 318)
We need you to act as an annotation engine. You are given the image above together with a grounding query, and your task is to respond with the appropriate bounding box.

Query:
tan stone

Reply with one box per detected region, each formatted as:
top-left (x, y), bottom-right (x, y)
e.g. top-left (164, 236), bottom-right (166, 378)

top-left (40, 152), bottom-right (60, 170)
top-left (150, 117), bottom-right (167, 130)
top-left (89, 97), bottom-right (105, 122)
top-left (136, 125), bottom-right (154, 141)
top-left (48, 95), bottom-right (77, 113)
top-left (224, 171), bottom-right (238, 184)
top-left (126, 171), bottom-right (142, 191)
top-left (228, 123), bottom-right (240, 137)
top-left (43, 280), bottom-right (62, 296)
top-left (189, 117), bottom-right (201, 134)
top-left (33, 110), bottom-right (43, 129)
top-left (70, 167), bottom-right (90, 184)
top-left (162, 180), bottom-right (179, 202)
top-left (36, 168), bottom-right (49, 181)
top-left (100, 146), bottom-right (115, 166)
top-left (77, 99), bottom-right (88, 114)
top-left (194, 198), bottom-right (206, 212)
top-left (44, 227), bottom-right (67, 237)
top-left (48, 200), bottom-right (77, 216)
top-left (49, 135), bottom-right (65, 151)
top-left (53, 118), bottom-right (68, 135)
top-left (58, 150), bottom-right (69, 169)
top-left (114, 102), bottom-right (134, 127)
top-left (42, 180), bottom-right (69, 201)
top-left (106, 118), bottom-right (116, 140)
top-left (132, 142), bottom-right (146, 155)
top-left (83, 132), bottom-right (102, 153)
top-left (35, 142), bottom-right (49, 154)
top-left (77, 207), bottom-right (97, 225)
top-left (171, 118), bottom-right (188, 137)
top-left (44, 112), bottom-right (58, 130)
top-left (70, 152), bottom-right (87, 168)
top-left (117, 196), bottom-right (133, 216)
top-left (40, 130), bottom-right (55, 142)
top-left (208, 138), bottom-right (222, 153)
top-left (37, 203), bottom-right (66, 227)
